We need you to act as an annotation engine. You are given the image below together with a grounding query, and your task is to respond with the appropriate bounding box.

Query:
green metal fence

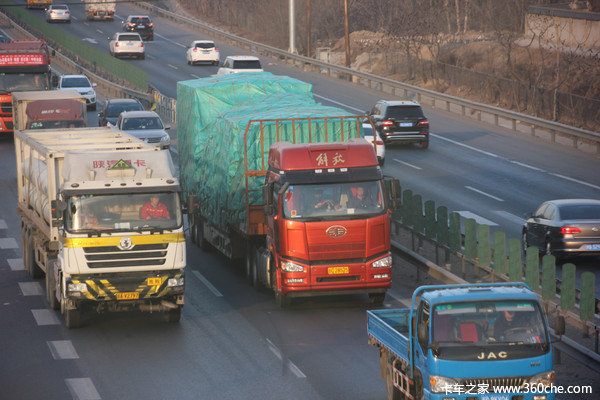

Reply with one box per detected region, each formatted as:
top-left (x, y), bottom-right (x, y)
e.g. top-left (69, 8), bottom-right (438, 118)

top-left (2, 1), bottom-right (148, 91)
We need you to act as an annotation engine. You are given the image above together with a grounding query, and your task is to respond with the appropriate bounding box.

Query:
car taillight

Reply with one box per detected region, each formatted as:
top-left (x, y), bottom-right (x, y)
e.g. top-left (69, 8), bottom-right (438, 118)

top-left (417, 119), bottom-right (429, 126)
top-left (115, 42), bottom-right (119, 47)
top-left (140, 42), bottom-right (144, 47)
top-left (148, 23), bottom-right (154, 27)
top-left (50, 11), bottom-right (55, 13)
top-left (375, 140), bottom-right (384, 145)
top-left (128, 23), bottom-right (135, 26)
top-left (193, 47), bottom-right (197, 51)
top-left (214, 47), bottom-right (219, 51)
top-left (65, 11), bottom-right (69, 14)
top-left (560, 227), bottom-right (581, 235)
top-left (381, 120), bottom-right (394, 127)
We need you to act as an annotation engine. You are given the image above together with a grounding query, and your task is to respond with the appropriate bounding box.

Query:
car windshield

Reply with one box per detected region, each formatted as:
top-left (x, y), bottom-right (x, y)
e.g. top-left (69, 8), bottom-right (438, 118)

top-left (28, 119), bottom-right (85, 129)
top-left (282, 181), bottom-right (384, 221)
top-left (62, 77), bottom-right (90, 88)
top-left (119, 35), bottom-right (141, 42)
top-left (66, 193), bottom-right (182, 233)
top-left (0, 73), bottom-right (50, 91)
top-left (122, 117), bottom-right (163, 130)
top-left (559, 204), bottom-right (600, 220)
top-left (431, 300), bottom-right (549, 361)
top-left (387, 106), bottom-right (424, 119)
top-left (232, 60), bottom-right (262, 69)
top-left (53, 5), bottom-right (68, 9)
top-left (195, 42), bottom-right (214, 49)
top-left (106, 102), bottom-right (143, 117)
top-left (131, 17), bottom-right (150, 24)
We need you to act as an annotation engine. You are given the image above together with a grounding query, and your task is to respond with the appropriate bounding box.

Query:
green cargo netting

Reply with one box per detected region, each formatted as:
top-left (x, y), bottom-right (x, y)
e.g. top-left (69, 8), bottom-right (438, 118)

top-left (177, 72), bottom-right (362, 232)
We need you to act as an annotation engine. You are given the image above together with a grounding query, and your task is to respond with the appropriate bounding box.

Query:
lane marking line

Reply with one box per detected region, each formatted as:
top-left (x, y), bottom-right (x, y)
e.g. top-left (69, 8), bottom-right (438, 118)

top-left (190, 74), bottom-right (201, 79)
top-left (71, 16), bottom-right (78, 20)
top-left (19, 282), bottom-right (44, 296)
top-left (31, 309), bottom-right (61, 326)
top-left (288, 360), bottom-right (307, 378)
top-left (266, 338), bottom-right (282, 360)
top-left (430, 134), bottom-right (500, 158)
top-left (0, 219), bottom-right (7, 229)
top-left (147, 54), bottom-right (155, 60)
top-left (96, 29), bottom-right (103, 34)
top-left (266, 338), bottom-right (306, 378)
top-left (48, 340), bottom-right (79, 360)
top-left (65, 378), bottom-right (101, 400)
top-left (394, 159), bottom-right (422, 170)
top-left (465, 186), bottom-right (504, 202)
top-left (155, 33), bottom-right (186, 48)
top-left (550, 173), bottom-right (600, 190)
top-left (191, 270), bottom-right (223, 297)
top-left (510, 160), bottom-right (545, 172)
top-left (493, 210), bottom-right (525, 226)
top-left (313, 94), bottom-right (363, 112)
top-left (0, 238), bottom-right (19, 249)
top-left (456, 211), bottom-right (499, 226)
top-left (168, 64), bottom-right (178, 70)
top-left (8, 258), bottom-right (24, 271)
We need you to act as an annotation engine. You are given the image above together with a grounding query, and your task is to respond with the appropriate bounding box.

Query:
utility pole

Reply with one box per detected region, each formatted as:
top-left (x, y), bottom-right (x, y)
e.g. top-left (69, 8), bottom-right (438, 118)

top-left (306, 0), bottom-right (311, 57)
top-left (344, 0), bottom-right (350, 67)
top-left (289, 0), bottom-right (296, 54)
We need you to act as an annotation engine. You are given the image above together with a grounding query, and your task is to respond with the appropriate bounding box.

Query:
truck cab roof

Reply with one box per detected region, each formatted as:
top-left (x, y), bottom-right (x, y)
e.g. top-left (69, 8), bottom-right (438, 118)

top-left (420, 284), bottom-right (539, 306)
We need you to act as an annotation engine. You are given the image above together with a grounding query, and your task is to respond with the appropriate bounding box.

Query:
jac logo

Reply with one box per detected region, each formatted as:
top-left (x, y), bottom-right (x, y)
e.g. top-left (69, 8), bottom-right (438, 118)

top-left (326, 225), bottom-right (347, 238)
top-left (477, 351), bottom-right (507, 360)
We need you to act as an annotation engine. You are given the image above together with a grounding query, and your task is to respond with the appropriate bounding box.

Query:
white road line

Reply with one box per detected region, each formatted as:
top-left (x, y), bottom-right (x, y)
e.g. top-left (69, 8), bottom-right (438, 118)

top-left (155, 33), bottom-right (186, 48)
top-left (510, 160), bottom-right (545, 172)
top-left (31, 309), bottom-right (61, 326)
top-left (394, 159), bottom-right (422, 170)
top-left (288, 360), bottom-right (307, 378)
top-left (96, 29), bottom-right (103, 34)
top-left (147, 54), bottom-right (156, 60)
top-left (465, 186), bottom-right (504, 202)
top-left (430, 134), bottom-right (500, 158)
top-left (19, 282), bottom-right (44, 296)
top-left (65, 378), bottom-right (101, 400)
top-left (313, 94), bottom-right (363, 112)
top-left (7, 258), bottom-right (24, 271)
top-left (550, 173), bottom-right (600, 190)
top-left (456, 211), bottom-right (498, 226)
top-left (71, 16), bottom-right (78, 21)
top-left (493, 210), bottom-right (525, 226)
top-left (0, 219), bottom-right (7, 229)
top-left (168, 64), bottom-right (178, 70)
top-left (190, 74), bottom-right (201, 79)
top-left (48, 340), bottom-right (79, 360)
top-left (0, 238), bottom-right (19, 249)
top-left (191, 270), bottom-right (223, 297)
top-left (266, 339), bottom-right (306, 378)
top-left (266, 338), bottom-right (282, 360)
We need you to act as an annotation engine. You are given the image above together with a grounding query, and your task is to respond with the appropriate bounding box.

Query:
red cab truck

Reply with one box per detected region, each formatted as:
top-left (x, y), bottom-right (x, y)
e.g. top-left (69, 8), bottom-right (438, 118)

top-left (178, 73), bottom-right (400, 307)
top-left (0, 40), bottom-right (52, 134)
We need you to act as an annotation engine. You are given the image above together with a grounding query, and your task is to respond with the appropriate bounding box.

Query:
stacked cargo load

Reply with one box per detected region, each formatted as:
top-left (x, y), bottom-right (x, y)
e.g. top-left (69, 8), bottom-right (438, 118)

top-left (177, 72), bottom-right (362, 232)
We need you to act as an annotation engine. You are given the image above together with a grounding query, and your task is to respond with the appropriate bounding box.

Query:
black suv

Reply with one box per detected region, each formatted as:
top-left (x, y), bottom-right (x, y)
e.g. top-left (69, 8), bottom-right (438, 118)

top-left (122, 15), bottom-right (154, 41)
top-left (98, 98), bottom-right (144, 126)
top-left (368, 100), bottom-right (429, 149)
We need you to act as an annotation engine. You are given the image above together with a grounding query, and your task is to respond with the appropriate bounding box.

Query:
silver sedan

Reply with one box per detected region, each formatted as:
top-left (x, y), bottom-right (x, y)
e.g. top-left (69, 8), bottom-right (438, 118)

top-left (45, 5), bottom-right (71, 23)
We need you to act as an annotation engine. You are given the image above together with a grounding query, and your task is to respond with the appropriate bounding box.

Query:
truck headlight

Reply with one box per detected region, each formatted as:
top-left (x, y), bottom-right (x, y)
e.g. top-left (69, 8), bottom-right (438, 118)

top-left (372, 256), bottom-right (392, 268)
top-left (528, 371), bottom-right (554, 386)
top-left (281, 260), bottom-right (304, 272)
top-left (430, 375), bottom-right (458, 393)
top-left (67, 282), bottom-right (87, 293)
top-left (167, 277), bottom-right (184, 287)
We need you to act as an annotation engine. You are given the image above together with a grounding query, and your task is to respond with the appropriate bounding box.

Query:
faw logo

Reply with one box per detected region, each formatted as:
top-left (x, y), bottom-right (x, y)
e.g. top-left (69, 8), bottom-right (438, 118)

top-left (326, 225), bottom-right (347, 238)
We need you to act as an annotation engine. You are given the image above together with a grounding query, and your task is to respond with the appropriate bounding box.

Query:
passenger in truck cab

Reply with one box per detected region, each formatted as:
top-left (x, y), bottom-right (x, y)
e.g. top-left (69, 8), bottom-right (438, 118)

top-left (347, 186), bottom-right (373, 209)
top-left (140, 195), bottom-right (170, 219)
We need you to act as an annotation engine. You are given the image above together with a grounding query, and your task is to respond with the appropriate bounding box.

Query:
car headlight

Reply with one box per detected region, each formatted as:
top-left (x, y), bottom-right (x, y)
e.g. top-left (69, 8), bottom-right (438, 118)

top-left (529, 371), bottom-right (554, 386)
top-left (372, 256), bottom-right (392, 268)
top-left (160, 134), bottom-right (170, 142)
top-left (281, 260), bottom-right (304, 272)
top-left (430, 375), bottom-right (458, 393)
top-left (68, 282), bottom-right (87, 293)
top-left (167, 277), bottom-right (184, 287)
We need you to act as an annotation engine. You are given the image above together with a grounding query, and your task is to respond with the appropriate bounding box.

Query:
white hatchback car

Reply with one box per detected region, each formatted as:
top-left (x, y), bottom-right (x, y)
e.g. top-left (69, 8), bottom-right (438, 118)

top-left (186, 40), bottom-right (219, 66)
top-left (45, 4), bottom-right (71, 23)
top-left (109, 32), bottom-right (145, 60)
top-left (55, 74), bottom-right (97, 110)
top-left (363, 121), bottom-right (385, 166)
top-left (216, 56), bottom-right (263, 76)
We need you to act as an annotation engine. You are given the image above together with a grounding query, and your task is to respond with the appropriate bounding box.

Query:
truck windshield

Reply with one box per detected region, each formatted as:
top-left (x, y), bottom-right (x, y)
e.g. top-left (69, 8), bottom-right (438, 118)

top-left (282, 180), bottom-right (384, 220)
top-left (65, 192), bottom-right (182, 233)
top-left (0, 73), bottom-right (50, 92)
top-left (431, 300), bottom-right (549, 361)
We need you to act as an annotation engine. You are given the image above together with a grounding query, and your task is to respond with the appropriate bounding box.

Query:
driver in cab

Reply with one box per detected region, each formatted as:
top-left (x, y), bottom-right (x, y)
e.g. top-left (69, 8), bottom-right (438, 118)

top-left (140, 195), bottom-right (170, 220)
top-left (493, 310), bottom-right (534, 341)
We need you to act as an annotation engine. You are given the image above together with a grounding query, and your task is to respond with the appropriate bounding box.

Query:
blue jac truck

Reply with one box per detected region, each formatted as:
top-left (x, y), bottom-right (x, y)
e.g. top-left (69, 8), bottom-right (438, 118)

top-left (367, 283), bottom-right (564, 400)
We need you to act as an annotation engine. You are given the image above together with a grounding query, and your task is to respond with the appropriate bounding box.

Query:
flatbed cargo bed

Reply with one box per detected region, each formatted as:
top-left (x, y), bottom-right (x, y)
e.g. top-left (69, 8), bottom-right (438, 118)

top-left (367, 309), bottom-right (411, 361)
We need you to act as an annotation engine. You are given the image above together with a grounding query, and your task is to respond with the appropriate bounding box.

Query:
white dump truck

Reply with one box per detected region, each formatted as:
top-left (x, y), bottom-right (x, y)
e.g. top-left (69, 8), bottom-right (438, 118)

top-left (85, 0), bottom-right (116, 20)
top-left (12, 90), bottom-right (87, 131)
top-left (15, 128), bottom-right (186, 328)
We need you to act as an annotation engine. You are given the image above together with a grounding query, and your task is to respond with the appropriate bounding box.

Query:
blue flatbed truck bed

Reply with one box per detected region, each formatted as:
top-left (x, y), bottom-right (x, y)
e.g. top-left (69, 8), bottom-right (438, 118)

top-left (367, 283), bottom-right (560, 400)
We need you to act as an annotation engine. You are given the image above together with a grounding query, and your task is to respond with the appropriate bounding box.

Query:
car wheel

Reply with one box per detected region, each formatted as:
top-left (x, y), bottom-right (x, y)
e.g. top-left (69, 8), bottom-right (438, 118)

top-left (418, 140), bottom-right (429, 149)
top-left (213, 61), bottom-right (219, 66)
top-left (379, 157), bottom-right (385, 167)
top-left (139, 54), bottom-right (145, 60)
top-left (187, 60), bottom-right (191, 65)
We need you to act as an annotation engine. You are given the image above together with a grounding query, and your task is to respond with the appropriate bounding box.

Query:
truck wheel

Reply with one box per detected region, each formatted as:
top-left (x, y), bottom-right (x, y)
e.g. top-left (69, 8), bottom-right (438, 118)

top-left (198, 221), bottom-right (211, 252)
top-left (245, 248), bottom-right (253, 284)
top-left (369, 293), bottom-right (386, 306)
top-left (275, 291), bottom-right (290, 308)
top-left (164, 308), bottom-right (181, 323)
top-left (46, 259), bottom-right (59, 310)
top-left (65, 308), bottom-right (81, 329)
top-left (27, 236), bottom-right (43, 279)
top-left (385, 363), bottom-right (402, 400)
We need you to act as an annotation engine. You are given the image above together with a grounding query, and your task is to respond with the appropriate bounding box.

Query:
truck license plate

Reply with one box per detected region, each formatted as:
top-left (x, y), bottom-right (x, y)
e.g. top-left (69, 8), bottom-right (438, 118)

top-left (328, 266), bottom-right (349, 275)
top-left (116, 292), bottom-right (139, 300)
top-left (147, 277), bottom-right (162, 286)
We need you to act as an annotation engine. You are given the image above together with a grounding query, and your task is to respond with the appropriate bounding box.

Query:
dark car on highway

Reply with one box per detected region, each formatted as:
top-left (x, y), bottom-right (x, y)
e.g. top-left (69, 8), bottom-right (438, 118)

top-left (367, 100), bottom-right (429, 149)
top-left (98, 98), bottom-right (144, 126)
top-left (522, 199), bottom-right (600, 260)
top-left (122, 15), bottom-right (154, 41)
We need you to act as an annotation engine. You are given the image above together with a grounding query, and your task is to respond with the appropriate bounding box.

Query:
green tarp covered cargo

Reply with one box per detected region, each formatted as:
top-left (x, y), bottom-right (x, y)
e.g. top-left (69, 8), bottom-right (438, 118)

top-left (177, 72), bottom-right (363, 234)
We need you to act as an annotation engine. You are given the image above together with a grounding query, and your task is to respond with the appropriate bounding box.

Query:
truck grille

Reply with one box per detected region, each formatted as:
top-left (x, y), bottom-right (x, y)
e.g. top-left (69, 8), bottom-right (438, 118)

top-left (459, 377), bottom-right (526, 389)
top-left (83, 243), bottom-right (168, 268)
top-left (146, 137), bottom-right (161, 143)
top-left (317, 275), bottom-right (360, 283)
top-left (0, 102), bottom-right (11, 113)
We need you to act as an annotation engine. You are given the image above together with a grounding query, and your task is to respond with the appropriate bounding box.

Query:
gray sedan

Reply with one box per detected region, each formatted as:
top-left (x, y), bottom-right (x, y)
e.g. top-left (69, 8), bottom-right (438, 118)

top-left (114, 110), bottom-right (170, 149)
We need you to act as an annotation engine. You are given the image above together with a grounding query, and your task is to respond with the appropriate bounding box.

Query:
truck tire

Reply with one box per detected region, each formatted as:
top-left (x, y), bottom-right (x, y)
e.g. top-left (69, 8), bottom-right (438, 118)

top-left (385, 362), bottom-right (402, 400)
top-left (46, 259), bottom-right (59, 310)
top-left (164, 308), bottom-right (181, 323)
top-left (275, 291), bottom-right (290, 308)
top-left (369, 293), bottom-right (386, 305)
top-left (27, 235), bottom-right (43, 279)
top-left (245, 248), bottom-right (254, 285)
top-left (65, 308), bottom-right (81, 329)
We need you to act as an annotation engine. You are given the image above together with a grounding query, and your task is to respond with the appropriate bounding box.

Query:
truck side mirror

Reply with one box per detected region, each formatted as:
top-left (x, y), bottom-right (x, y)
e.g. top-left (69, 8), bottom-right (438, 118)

top-left (51, 76), bottom-right (59, 88)
top-left (187, 194), bottom-right (197, 215)
top-left (51, 199), bottom-right (66, 227)
top-left (553, 315), bottom-right (565, 336)
top-left (262, 184), bottom-right (273, 215)
top-left (384, 177), bottom-right (401, 211)
top-left (417, 324), bottom-right (429, 348)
